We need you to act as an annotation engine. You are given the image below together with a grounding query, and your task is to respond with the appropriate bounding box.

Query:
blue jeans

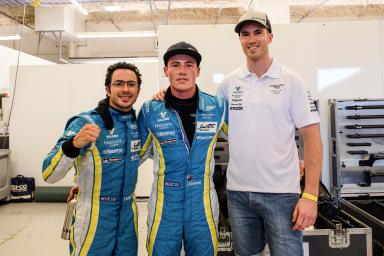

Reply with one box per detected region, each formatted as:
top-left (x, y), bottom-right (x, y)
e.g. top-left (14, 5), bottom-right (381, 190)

top-left (227, 190), bottom-right (303, 256)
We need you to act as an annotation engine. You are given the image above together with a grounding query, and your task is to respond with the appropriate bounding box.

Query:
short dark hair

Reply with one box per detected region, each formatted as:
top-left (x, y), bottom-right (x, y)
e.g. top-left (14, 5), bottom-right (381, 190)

top-left (104, 62), bottom-right (142, 87)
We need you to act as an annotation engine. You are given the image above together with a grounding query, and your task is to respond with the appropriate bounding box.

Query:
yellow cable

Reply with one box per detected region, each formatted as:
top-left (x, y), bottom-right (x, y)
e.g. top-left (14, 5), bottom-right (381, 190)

top-left (32, 0), bottom-right (41, 8)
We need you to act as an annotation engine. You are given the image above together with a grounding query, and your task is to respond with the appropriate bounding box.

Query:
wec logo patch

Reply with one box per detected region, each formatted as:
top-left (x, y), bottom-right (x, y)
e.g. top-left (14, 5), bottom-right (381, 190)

top-left (197, 122), bottom-right (217, 133)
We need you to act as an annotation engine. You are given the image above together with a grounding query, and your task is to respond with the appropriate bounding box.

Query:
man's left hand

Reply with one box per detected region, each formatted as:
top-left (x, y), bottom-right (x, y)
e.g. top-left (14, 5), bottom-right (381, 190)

top-left (153, 88), bottom-right (166, 101)
top-left (292, 197), bottom-right (317, 230)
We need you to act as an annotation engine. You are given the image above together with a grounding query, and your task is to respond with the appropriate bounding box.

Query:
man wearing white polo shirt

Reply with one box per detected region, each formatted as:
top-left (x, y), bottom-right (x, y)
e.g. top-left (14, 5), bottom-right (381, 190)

top-left (217, 10), bottom-right (322, 256)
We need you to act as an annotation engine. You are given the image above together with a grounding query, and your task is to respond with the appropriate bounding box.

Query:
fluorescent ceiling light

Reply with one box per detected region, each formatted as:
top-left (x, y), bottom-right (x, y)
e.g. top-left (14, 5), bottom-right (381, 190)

top-left (76, 31), bottom-right (156, 39)
top-left (104, 5), bottom-right (121, 12)
top-left (68, 0), bottom-right (88, 15)
top-left (69, 57), bottom-right (158, 64)
top-left (0, 34), bottom-right (21, 41)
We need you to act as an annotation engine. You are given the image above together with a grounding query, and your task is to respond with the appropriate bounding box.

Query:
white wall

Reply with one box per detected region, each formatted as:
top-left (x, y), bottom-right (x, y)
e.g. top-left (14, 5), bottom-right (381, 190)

top-left (0, 44), bottom-right (54, 91)
top-left (8, 63), bottom-right (158, 196)
top-left (157, 20), bottom-right (384, 189)
top-left (0, 45), bottom-right (55, 129)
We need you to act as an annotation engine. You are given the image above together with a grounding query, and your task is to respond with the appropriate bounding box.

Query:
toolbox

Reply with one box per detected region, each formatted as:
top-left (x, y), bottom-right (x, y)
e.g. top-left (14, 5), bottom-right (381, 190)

top-left (329, 98), bottom-right (384, 256)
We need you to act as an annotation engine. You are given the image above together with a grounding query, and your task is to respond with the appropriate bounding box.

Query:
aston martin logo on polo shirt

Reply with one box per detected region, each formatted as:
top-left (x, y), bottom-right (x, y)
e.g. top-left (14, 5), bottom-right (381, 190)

top-left (269, 83), bottom-right (284, 95)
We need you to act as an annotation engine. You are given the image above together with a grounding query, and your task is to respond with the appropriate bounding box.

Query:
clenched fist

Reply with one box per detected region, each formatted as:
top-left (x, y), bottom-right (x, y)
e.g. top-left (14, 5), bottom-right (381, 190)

top-left (73, 124), bottom-right (101, 149)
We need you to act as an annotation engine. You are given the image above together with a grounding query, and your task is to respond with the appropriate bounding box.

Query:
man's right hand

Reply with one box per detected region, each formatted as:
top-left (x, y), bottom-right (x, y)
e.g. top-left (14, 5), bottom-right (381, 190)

top-left (152, 88), bottom-right (166, 101)
top-left (73, 124), bottom-right (101, 148)
top-left (67, 186), bottom-right (78, 203)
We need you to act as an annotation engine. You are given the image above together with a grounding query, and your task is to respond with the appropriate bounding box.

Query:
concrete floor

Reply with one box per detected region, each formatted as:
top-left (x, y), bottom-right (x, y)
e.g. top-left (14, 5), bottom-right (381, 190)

top-left (0, 201), bottom-right (148, 255)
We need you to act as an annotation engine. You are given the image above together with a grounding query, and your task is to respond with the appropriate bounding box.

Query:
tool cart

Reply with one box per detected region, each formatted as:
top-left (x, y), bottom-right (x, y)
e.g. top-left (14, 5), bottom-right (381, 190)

top-left (330, 98), bottom-right (384, 256)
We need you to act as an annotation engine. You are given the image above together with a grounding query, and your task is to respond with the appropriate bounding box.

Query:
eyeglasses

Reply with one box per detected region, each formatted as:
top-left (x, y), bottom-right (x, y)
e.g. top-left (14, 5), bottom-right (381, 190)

top-left (111, 80), bottom-right (139, 88)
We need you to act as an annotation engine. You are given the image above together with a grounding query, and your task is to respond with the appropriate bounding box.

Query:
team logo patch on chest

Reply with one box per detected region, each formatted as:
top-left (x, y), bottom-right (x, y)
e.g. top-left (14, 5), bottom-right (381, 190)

top-left (197, 121), bottom-right (217, 133)
top-left (130, 140), bottom-right (141, 152)
top-left (157, 111), bottom-right (170, 122)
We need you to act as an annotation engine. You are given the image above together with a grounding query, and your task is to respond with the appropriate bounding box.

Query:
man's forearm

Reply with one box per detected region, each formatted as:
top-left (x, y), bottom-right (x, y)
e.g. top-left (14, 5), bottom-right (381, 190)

top-left (301, 124), bottom-right (323, 196)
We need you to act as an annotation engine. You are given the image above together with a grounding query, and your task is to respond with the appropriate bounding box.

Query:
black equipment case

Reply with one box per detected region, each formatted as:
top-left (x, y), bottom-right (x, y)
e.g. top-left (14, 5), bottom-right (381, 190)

top-left (329, 98), bottom-right (384, 256)
top-left (301, 182), bottom-right (372, 256)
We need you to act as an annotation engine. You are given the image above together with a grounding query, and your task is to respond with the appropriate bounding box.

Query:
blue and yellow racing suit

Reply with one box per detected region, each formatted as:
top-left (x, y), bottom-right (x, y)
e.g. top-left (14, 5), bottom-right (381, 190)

top-left (42, 103), bottom-right (140, 256)
top-left (138, 89), bottom-right (228, 256)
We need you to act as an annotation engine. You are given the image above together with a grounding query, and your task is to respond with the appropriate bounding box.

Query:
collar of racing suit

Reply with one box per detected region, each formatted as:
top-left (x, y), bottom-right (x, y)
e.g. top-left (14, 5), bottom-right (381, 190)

top-left (164, 85), bottom-right (198, 109)
top-left (164, 85), bottom-right (216, 113)
top-left (95, 97), bottom-right (136, 131)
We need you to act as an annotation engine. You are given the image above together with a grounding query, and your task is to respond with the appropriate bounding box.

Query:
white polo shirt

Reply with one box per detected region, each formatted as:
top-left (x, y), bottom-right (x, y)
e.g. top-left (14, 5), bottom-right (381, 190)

top-left (217, 60), bottom-right (320, 193)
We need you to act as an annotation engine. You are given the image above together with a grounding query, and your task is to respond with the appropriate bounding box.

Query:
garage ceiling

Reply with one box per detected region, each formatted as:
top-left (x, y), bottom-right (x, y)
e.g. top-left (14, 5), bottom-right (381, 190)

top-left (0, 0), bottom-right (384, 31)
top-left (0, 0), bottom-right (383, 61)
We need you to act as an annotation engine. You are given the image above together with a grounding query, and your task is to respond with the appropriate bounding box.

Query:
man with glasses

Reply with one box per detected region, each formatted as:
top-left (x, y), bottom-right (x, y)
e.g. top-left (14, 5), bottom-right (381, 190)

top-left (42, 62), bottom-right (142, 256)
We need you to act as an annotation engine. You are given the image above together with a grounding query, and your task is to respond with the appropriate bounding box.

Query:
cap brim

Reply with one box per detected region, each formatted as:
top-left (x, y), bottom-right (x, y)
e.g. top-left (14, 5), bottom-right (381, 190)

top-left (234, 20), bottom-right (269, 33)
top-left (163, 49), bottom-right (202, 66)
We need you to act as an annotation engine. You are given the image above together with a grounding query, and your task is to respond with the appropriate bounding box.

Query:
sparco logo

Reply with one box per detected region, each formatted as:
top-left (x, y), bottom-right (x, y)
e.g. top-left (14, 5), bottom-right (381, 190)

top-left (164, 181), bottom-right (180, 187)
top-left (11, 184), bottom-right (28, 191)
top-left (100, 196), bottom-right (117, 202)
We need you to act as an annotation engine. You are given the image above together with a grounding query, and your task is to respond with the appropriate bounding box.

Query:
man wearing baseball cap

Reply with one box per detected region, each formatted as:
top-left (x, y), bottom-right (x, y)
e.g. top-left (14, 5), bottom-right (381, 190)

top-left (217, 10), bottom-right (322, 256)
top-left (138, 41), bottom-right (228, 256)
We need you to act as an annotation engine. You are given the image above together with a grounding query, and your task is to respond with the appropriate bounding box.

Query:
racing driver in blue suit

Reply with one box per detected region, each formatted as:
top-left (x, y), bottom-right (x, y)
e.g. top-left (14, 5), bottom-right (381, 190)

top-left (42, 62), bottom-right (142, 256)
top-left (138, 42), bottom-right (228, 256)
